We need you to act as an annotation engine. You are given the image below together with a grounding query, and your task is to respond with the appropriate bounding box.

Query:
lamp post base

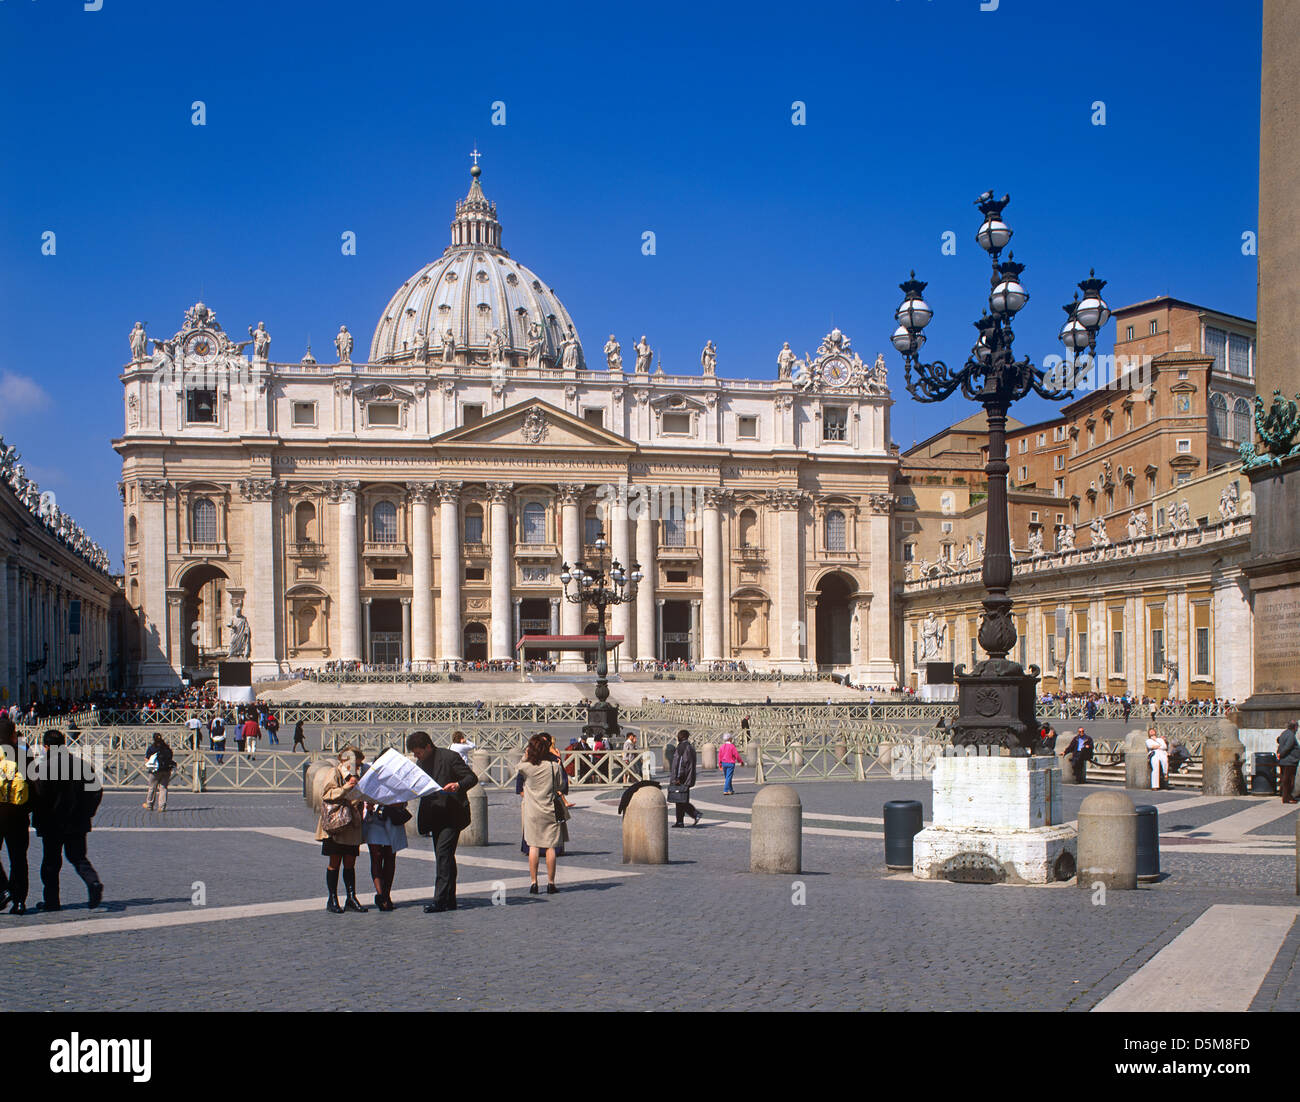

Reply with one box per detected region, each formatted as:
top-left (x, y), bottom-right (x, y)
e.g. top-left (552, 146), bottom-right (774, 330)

top-left (584, 700), bottom-right (620, 742)
top-left (950, 658), bottom-right (1042, 753)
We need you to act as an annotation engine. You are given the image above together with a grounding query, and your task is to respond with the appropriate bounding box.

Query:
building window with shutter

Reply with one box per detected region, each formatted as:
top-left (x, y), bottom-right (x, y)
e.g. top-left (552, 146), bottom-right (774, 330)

top-left (192, 497), bottom-right (217, 543)
top-left (825, 510), bottom-right (846, 551)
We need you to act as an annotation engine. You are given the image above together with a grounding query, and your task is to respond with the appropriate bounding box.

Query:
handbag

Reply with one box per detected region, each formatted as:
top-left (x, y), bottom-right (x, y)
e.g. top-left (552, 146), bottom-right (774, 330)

top-left (552, 763), bottom-right (571, 824)
top-left (386, 804), bottom-right (412, 826)
top-left (667, 784), bottom-right (691, 804)
top-left (323, 799), bottom-right (355, 833)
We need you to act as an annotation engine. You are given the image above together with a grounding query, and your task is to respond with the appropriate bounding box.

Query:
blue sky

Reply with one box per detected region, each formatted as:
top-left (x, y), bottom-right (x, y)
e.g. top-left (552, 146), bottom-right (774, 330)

top-left (0, 0), bottom-right (1261, 565)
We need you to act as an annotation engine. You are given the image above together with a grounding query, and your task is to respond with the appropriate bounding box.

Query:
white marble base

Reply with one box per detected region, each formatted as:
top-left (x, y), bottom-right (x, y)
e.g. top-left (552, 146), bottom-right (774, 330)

top-left (918, 683), bottom-right (957, 702)
top-left (912, 753), bottom-right (1077, 884)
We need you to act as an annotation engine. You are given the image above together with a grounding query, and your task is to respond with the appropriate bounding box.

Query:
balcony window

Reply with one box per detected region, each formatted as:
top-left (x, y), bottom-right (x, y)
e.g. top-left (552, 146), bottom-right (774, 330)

top-left (372, 501), bottom-right (398, 543)
top-left (738, 415), bottom-right (758, 439)
top-left (823, 408), bottom-right (847, 442)
top-left (662, 412), bottom-right (691, 435)
top-left (522, 503), bottom-right (547, 544)
top-left (464, 508), bottom-right (484, 544)
top-left (292, 402), bottom-right (316, 427)
top-left (1204, 327), bottom-right (1227, 372)
top-left (186, 389), bottom-right (217, 424)
top-left (825, 510), bottom-right (846, 551)
top-left (192, 497), bottom-right (217, 543)
top-left (368, 403), bottom-right (400, 427)
top-left (664, 505), bottom-right (687, 547)
top-left (1228, 334), bottom-right (1251, 377)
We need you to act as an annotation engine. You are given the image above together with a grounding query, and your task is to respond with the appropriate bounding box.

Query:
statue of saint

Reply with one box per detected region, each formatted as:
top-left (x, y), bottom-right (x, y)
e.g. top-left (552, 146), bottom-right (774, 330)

top-left (248, 322), bottom-right (271, 362)
top-left (334, 325), bottom-right (353, 363)
top-left (920, 612), bottom-right (947, 661)
top-left (604, 334), bottom-right (622, 372)
top-left (412, 329), bottom-right (428, 364)
top-left (227, 606), bottom-right (251, 658)
top-left (560, 325), bottom-right (581, 370)
top-left (1219, 481), bottom-right (1239, 519)
top-left (527, 321), bottom-right (545, 369)
top-left (441, 328), bottom-right (457, 364)
top-left (1090, 516), bottom-right (1110, 547)
top-left (851, 607), bottom-right (860, 653)
top-left (487, 327), bottom-right (507, 364)
top-left (1058, 523), bottom-right (1076, 551)
top-left (700, 340), bottom-right (717, 376)
top-left (129, 322), bottom-right (148, 361)
top-left (634, 335), bottom-right (652, 374)
top-left (777, 342), bottom-right (796, 380)
top-left (1166, 660), bottom-right (1178, 699)
top-left (1176, 500), bottom-right (1191, 529)
top-left (1027, 529), bottom-right (1044, 556)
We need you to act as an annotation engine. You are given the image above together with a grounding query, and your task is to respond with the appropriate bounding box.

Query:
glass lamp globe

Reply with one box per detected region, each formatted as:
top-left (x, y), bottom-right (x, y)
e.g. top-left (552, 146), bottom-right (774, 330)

top-left (1075, 294), bottom-right (1110, 331)
top-left (895, 296), bottom-right (933, 331)
top-left (891, 325), bottom-right (924, 355)
top-left (595, 537), bottom-right (607, 551)
top-left (976, 218), bottom-right (1012, 252)
top-left (1059, 317), bottom-right (1090, 351)
top-left (990, 278), bottom-right (1028, 316)
top-left (560, 571), bottom-right (571, 585)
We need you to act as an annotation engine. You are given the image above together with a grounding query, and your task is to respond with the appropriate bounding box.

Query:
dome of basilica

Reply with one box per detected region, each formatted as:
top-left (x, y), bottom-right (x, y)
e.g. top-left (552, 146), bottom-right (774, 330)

top-left (369, 164), bottom-right (585, 369)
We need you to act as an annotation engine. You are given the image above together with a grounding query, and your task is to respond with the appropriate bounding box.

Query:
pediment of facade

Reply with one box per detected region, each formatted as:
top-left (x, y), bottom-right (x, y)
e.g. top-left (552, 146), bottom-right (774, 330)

top-left (431, 400), bottom-right (634, 453)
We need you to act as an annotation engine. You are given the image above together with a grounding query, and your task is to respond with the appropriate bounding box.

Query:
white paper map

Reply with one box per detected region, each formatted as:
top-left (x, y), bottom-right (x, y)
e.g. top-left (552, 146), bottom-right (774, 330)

top-left (356, 748), bottom-right (442, 804)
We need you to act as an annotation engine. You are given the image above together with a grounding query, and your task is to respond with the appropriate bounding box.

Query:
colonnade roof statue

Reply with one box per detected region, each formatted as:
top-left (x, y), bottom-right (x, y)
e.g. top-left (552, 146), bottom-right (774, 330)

top-left (0, 434), bottom-right (112, 574)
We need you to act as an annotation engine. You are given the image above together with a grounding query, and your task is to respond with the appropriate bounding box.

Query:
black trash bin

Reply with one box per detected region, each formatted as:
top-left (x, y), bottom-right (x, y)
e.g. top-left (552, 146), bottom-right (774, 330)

top-left (884, 800), bottom-right (924, 870)
top-left (1135, 804), bottom-right (1160, 881)
top-left (1252, 753), bottom-right (1278, 796)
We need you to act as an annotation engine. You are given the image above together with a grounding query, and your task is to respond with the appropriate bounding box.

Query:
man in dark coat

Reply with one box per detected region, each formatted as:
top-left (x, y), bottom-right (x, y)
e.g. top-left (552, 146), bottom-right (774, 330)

top-left (1277, 720), bottom-right (1300, 804)
top-left (670, 729), bottom-right (701, 827)
top-left (1065, 727), bottom-right (1094, 784)
top-left (31, 730), bottom-right (103, 911)
top-left (406, 730), bottom-right (478, 912)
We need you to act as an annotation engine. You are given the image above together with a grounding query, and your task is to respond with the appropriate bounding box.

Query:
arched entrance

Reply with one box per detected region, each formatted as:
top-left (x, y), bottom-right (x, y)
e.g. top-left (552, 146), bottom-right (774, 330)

top-left (178, 563), bottom-right (230, 671)
top-left (463, 621), bottom-right (488, 662)
top-left (815, 573), bottom-right (855, 668)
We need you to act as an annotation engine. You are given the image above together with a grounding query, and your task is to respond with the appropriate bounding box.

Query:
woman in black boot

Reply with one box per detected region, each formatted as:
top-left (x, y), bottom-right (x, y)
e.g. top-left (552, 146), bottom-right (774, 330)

top-left (315, 747), bottom-right (368, 913)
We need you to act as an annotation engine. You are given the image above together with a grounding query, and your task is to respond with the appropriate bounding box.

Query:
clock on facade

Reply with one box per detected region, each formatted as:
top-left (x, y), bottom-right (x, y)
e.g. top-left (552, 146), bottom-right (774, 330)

top-left (823, 356), bottom-right (853, 387)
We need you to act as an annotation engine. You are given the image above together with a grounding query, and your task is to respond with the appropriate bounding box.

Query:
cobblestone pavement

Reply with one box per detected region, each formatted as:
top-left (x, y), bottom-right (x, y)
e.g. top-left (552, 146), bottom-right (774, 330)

top-left (3, 779), bottom-right (1299, 1012)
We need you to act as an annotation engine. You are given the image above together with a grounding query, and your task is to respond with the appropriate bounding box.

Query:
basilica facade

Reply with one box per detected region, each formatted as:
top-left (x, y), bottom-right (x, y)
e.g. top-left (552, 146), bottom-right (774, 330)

top-left (116, 164), bottom-right (899, 687)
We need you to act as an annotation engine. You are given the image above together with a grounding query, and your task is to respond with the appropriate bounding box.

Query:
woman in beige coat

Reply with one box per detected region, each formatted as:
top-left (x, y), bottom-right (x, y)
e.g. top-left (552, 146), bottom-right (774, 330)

top-left (315, 746), bottom-right (369, 913)
top-left (516, 733), bottom-right (569, 894)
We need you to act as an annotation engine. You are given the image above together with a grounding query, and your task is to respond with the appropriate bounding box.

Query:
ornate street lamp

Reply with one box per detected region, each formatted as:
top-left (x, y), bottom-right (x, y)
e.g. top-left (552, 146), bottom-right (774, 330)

top-left (560, 530), bottom-right (641, 741)
top-left (892, 192), bottom-right (1108, 751)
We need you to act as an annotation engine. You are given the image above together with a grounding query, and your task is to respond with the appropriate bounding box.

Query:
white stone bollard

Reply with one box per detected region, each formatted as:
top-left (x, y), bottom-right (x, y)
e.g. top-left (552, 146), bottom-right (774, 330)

top-left (622, 786), bottom-right (668, 864)
top-left (460, 783), bottom-right (488, 846)
top-left (750, 784), bottom-right (802, 874)
top-left (702, 742), bottom-right (718, 770)
top-left (1077, 790), bottom-right (1137, 890)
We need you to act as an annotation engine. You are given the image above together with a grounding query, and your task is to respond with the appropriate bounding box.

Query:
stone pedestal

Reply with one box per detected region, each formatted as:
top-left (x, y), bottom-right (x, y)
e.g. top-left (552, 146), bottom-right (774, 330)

top-left (1202, 718), bottom-right (1248, 796)
top-left (912, 750), bottom-right (1076, 884)
top-left (460, 784), bottom-right (488, 846)
top-left (622, 786), bottom-right (668, 864)
top-left (750, 785), bottom-right (802, 874)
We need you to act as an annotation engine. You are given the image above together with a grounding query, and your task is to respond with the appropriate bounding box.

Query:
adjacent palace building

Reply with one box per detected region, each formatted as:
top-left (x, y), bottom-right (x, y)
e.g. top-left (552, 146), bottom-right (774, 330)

top-left (111, 162), bottom-right (1259, 700)
top-left (115, 164), bottom-right (899, 686)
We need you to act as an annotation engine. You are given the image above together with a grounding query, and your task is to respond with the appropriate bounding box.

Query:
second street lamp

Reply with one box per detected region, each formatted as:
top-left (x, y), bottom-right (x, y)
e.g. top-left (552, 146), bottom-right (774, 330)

top-left (892, 191), bottom-right (1109, 752)
top-left (560, 530), bottom-right (640, 742)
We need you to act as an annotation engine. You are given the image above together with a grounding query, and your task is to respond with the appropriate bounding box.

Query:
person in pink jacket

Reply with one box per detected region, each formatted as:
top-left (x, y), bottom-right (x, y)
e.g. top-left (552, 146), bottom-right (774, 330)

top-left (718, 733), bottom-right (745, 795)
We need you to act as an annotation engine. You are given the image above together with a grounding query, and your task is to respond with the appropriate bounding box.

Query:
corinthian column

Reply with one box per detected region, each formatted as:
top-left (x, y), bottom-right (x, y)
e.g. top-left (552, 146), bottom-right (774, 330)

top-left (702, 487), bottom-right (728, 663)
top-left (770, 489), bottom-right (805, 669)
top-left (438, 481), bottom-right (463, 662)
top-left (558, 483), bottom-right (584, 669)
top-left (336, 481), bottom-right (361, 662)
top-left (608, 486), bottom-right (633, 660)
top-left (488, 482), bottom-right (514, 661)
top-left (635, 487), bottom-right (656, 662)
top-left (407, 482), bottom-right (434, 668)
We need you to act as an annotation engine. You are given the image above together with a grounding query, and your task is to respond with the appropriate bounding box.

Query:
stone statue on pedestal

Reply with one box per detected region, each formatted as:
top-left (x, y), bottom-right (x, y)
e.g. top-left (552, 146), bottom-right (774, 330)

top-left (249, 322), bottom-right (271, 363)
top-left (634, 335), bottom-right (652, 374)
top-left (700, 340), bottom-right (717, 376)
top-left (777, 342), bottom-right (796, 380)
top-left (604, 335), bottom-right (622, 371)
top-left (334, 325), bottom-right (353, 363)
top-left (920, 611), bottom-right (947, 661)
top-left (129, 322), bottom-right (148, 361)
top-left (227, 607), bottom-right (251, 658)
top-left (527, 321), bottom-right (546, 369)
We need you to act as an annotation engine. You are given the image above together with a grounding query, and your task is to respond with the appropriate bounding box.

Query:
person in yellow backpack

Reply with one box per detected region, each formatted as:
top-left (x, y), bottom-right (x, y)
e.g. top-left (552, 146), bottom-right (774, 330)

top-left (0, 716), bottom-right (32, 915)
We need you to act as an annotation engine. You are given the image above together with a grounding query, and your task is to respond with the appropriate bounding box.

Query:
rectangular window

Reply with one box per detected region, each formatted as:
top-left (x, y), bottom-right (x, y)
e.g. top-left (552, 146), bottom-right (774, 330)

top-left (1076, 611), bottom-right (1088, 674)
top-left (465, 567), bottom-right (485, 582)
top-left (292, 401), bottom-right (316, 427)
top-left (1054, 479), bottom-right (1065, 497)
top-left (665, 569), bottom-right (689, 583)
top-left (1111, 608), bottom-right (1124, 675)
top-left (1196, 627), bottom-right (1210, 677)
top-left (823, 408), bottom-right (848, 441)
top-left (1150, 605), bottom-right (1165, 676)
top-left (584, 514), bottom-right (602, 545)
top-left (1019, 466), bottom-right (1028, 481)
top-left (583, 407), bottom-right (604, 427)
top-left (941, 521), bottom-right (953, 534)
top-left (1150, 319), bottom-right (1159, 336)
top-left (1177, 438), bottom-right (1191, 453)
top-left (1054, 426), bottom-right (1065, 441)
top-left (1019, 439), bottom-right (1028, 453)
top-left (1030, 511), bottom-right (1039, 523)
top-left (372, 568), bottom-right (398, 582)
top-left (1204, 326), bottom-right (1227, 372)
top-left (1126, 325), bottom-right (1135, 341)
top-left (1125, 407), bottom-right (1133, 431)
top-left (462, 404), bottom-right (484, 426)
top-left (1054, 454), bottom-right (1064, 470)
top-left (1177, 471), bottom-right (1191, 485)
top-left (1228, 334), bottom-right (1251, 377)
top-left (464, 513), bottom-right (484, 543)
top-left (1037, 432), bottom-right (1046, 446)
top-left (662, 412), bottom-right (691, 435)
top-left (738, 415), bottom-right (758, 439)
top-left (903, 544), bottom-right (914, 562)
top-left (368, 403), bottom-right (400, 427)
top-left (1018, 618), bottom-right (1027, 668)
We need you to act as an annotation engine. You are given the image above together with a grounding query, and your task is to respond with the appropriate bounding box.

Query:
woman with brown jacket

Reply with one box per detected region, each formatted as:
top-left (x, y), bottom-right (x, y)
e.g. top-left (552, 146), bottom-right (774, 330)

top-left (315, 746), bottom-right (369, 913)
top-left (516, 733), bottom-right (569, 895)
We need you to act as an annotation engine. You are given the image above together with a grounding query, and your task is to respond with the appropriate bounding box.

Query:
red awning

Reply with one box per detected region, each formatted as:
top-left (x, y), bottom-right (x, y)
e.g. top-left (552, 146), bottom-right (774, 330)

top-left (515, 634), bottom-right (625, 651)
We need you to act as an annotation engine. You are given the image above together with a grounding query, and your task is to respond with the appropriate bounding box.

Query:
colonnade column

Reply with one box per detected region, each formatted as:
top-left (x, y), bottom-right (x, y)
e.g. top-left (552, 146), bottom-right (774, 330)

top-left (438, 481), bottom-right (463, 663)
top-left (336, 481), bottom-right (361, 662)
top-left (635, 489), bottom-right (656, 663)
top-left (549, 597), bottom-right (559, 665)
top-left (701, 488), bottom-right (727, 663)
top-left (243, 478), bottom-right (279, 675)
top-left (513, 597), bottom-right (522, 658)
top-left (690, 599), bottom-right (701, 665)
top-left (407, 482), bottom-right (434, 668)
top-left (770, 489), bottom-right (805, 669)
top-left (608, 487), bottom-right (633, 661)
top-left (488, 482), bottom-right (514, 662)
